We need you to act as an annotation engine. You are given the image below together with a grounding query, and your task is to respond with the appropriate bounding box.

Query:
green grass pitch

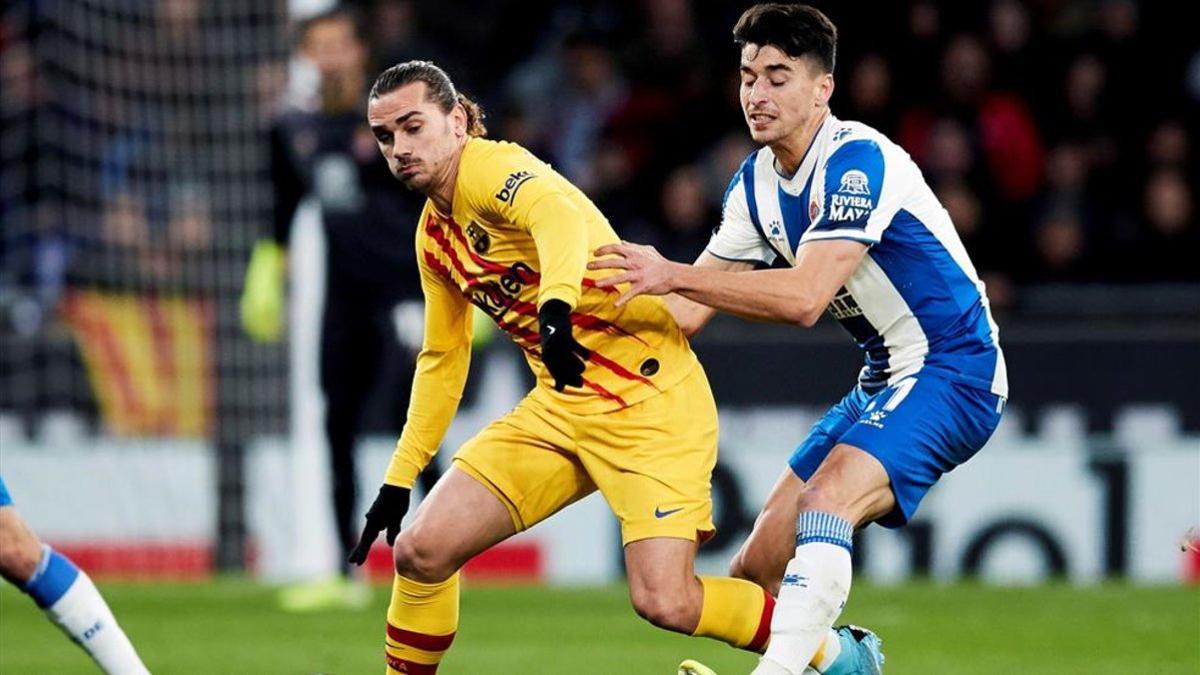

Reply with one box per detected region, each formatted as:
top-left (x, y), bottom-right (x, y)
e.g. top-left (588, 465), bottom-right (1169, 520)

top-left (1, 580), bottom-right (1197, 674)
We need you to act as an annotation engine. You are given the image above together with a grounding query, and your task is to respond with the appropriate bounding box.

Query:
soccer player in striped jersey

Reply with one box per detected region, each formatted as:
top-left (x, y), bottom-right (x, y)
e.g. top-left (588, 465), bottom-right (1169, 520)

top-left (592, 5), bottom-right (1007, 675)
top-left (349, 60), bottom-right (865, 674)
top-left (0, 477), bottom-right (149, 674)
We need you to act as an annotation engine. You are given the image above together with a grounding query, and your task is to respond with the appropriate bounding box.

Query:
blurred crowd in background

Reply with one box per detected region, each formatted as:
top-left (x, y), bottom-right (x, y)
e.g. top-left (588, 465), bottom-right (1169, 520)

top-left (0, 0), bottom-right (1197, 437)
top-left (3, 0), bottom-right (1197, 314)
top-left (347, 0), bottom-right (1199, 310)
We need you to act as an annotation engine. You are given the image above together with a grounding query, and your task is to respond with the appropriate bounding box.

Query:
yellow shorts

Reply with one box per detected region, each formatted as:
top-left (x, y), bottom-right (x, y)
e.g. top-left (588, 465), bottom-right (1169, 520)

top-left (453, 364), bottom-right (718, 545)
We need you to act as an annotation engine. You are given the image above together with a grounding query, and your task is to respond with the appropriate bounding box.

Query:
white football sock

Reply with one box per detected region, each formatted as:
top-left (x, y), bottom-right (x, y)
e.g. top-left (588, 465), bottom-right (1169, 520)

top-left (753, 512), bottom-right (853, 675)
top-left (46, 571), bottom-right (150, 675)
top-left (811, 628), bottom-right (843, 672)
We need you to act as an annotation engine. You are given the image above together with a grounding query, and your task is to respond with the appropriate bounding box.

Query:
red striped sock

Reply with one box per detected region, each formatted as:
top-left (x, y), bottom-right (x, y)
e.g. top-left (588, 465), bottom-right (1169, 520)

top-left (385, 651), bottom-right (439, 674)
top-left (748, 590), bottom-right (776, 653)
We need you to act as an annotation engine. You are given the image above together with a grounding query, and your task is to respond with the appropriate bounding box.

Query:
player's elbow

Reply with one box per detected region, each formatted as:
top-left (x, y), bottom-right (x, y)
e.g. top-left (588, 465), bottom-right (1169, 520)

top-left (675, 315), bottom-right (705, 338)
top-left (785, 301), bottom-right (823, 328)
top-left (796, 308), bottom-right (823, 328)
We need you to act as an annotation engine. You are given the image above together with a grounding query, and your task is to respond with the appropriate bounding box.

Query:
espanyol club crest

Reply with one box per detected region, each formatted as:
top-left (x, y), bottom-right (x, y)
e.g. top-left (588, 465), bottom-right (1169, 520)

top-left (809, 200), bottom-right (820, 221)
top-left (838, 169), bottom-right (870, 196)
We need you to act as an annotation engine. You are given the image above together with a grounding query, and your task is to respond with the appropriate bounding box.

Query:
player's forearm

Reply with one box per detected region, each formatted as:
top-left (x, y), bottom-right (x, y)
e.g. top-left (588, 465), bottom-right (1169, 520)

top-left (384, 343), bottom-right (471, 488)
top-left (527, 195), bottom-right (587, 309)
top-left (670, 264), bottom-right (826, 327)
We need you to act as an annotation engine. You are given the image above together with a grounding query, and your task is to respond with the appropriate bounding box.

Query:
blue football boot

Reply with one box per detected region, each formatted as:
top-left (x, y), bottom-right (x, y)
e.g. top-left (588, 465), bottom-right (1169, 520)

top-left (822, 625), bottom-right (885, 675)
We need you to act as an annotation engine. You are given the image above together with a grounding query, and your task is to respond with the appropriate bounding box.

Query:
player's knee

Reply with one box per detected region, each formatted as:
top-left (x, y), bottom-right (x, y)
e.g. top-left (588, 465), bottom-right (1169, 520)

top-left (796, 477), bottom-right (890, 527)
top-left (730, 546), bottom-right (781, 596)
top-left (728, 548), bottom-right (765, 586)
top-left (392, 532), bottom-right (455, 583)
top-left (629, 585), bottom-right (699, 634)
top-left (795, 478), bottom-right (850, 517)
top-left (728, 549), bottom-right (747, 580)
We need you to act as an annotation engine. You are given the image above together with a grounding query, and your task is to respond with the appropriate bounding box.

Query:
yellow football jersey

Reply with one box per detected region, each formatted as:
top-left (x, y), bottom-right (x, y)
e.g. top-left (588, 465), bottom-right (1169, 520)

top-left (421, 136), bottom-right (697, 411)
top-left (385, 137), bottom-right (699, 488)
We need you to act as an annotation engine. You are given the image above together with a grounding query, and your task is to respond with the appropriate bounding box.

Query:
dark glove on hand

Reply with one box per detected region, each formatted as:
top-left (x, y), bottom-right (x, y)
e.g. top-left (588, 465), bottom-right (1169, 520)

top-left (347, 484), bottom-right (411, 566)
top-left (538, 299), bottom-right (589, 392)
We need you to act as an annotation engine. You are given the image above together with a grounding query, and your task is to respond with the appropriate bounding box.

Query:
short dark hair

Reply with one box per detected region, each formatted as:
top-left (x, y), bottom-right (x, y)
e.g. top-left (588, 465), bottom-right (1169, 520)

top-left (370, 60), bottom-right (487, 137)
top-left (733, 3), bottom-right (838, 73)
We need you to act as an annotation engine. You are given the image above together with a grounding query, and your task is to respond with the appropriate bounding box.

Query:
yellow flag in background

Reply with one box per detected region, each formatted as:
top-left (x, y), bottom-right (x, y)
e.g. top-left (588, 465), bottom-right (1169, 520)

top-left (61, 290), bottom-right (215, 438)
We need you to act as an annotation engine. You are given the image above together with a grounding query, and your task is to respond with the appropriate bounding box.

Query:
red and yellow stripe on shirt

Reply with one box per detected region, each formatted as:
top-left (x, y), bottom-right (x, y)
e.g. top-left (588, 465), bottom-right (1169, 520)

top-left (418, 137), bottom-right (697, 414)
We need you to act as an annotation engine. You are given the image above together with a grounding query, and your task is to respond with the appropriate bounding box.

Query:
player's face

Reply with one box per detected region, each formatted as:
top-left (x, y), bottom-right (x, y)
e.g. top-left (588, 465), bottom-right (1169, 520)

top-left (368, 82), bottom-right (466, 194)
top-left (739, 44), bottom-right (832, 144)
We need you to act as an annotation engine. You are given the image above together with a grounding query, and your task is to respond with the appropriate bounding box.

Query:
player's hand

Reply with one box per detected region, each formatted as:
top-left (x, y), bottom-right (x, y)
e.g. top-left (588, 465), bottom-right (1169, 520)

top-left (588, 242), bottom-right (680, 306)
top-left (538, 299), bottom-right (589, 392)
top-left (347, 484), bottom-right (411, 566)
top-left (240, 239), bottom-right (286, 342)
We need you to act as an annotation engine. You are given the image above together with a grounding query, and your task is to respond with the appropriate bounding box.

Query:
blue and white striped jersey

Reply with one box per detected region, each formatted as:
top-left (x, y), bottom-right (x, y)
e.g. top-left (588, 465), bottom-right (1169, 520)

top-left (707, 113), bottom-right (1008, 397)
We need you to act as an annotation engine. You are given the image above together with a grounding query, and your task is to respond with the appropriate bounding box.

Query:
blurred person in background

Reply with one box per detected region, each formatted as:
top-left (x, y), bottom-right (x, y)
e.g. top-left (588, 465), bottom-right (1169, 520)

top-left (0, 19), bottom-right (62, 337)
top-left (935, 179), bottom-right (1015, 309)
top-left (1031, 209), bottom-right (1089, 281)
top-left (1132, 169), bottom-right (1197, 281)
top-left (510, 30), bottom-right (630, 194)
top-left (898, 32), bottom-right (1043, 216)
top-left (1025, 142), bottom-right (1095, 282)
top-left (239, 6), bottom-right (426, 610)
top-left (656, 164), bottom-right (719, 263)
top-left (842, 53), bottom-right (895, 132)
top-left (0, 477), bottom-right (149, 674)
top-left (367, 0), bottom-right (446, 75)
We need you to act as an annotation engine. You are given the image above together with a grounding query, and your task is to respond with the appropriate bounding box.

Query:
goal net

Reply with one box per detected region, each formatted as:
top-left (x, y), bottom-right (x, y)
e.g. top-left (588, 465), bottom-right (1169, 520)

top-left (0, 0), bottom-right (290, 576)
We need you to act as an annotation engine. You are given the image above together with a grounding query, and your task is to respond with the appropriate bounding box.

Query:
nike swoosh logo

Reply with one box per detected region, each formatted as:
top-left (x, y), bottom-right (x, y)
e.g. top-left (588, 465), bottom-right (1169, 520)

top-left (654, 507), bottom-right (684, 519)
top-left (546, 325), bottom-right (556, 335)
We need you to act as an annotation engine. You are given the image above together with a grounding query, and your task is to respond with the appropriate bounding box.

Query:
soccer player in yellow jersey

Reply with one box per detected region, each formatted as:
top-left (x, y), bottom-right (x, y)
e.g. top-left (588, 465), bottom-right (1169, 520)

top-left (346, 60), bottom-right (776, 674)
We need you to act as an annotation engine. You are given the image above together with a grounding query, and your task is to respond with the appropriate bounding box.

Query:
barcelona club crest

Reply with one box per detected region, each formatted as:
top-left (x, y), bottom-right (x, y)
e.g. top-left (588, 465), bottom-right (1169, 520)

top-left (466, 221), bottom-right (490, 254)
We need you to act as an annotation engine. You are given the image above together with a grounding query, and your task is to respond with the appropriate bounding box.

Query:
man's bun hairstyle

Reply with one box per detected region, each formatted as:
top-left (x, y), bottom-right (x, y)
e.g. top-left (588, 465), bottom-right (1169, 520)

top-left (370, 60), bottom-right (488, 137)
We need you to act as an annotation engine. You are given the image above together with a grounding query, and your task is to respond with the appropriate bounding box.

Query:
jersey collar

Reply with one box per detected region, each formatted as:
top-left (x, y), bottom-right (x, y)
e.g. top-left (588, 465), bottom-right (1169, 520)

top-left (773, 112), bottom-right (837, 195)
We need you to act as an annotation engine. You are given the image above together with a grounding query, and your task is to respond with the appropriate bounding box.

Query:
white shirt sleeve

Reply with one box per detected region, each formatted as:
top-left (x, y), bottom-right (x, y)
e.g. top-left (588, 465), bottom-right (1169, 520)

top-left (706, 172), bottom-right (777, 265)
top-left (801, 138), bottom-right (897, 246)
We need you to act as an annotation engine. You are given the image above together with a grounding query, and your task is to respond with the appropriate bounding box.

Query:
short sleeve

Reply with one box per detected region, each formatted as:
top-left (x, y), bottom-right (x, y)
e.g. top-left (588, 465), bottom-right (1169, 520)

top-left (802, 139), bottom-right (889, 246)
top-left (706, 170), bottom-right (777, 265)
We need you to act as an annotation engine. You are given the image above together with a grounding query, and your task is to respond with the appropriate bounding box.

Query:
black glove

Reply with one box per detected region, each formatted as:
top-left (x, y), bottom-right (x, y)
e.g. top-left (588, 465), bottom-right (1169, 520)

top-left (347, 484), bottom-right (411, 566)
top-left (538, 299), bottom-right (589, 392)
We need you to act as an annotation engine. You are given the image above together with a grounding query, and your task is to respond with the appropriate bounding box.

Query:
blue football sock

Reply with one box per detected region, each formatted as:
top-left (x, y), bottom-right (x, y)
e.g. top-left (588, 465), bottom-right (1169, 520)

top-left (21, 544), bottom-right (80, 608)
top-left (795, 511), bottom-right (854, 552)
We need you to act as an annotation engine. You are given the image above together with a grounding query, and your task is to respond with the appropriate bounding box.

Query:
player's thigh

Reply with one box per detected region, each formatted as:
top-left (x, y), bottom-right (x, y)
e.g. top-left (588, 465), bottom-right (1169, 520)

top-left (730, 467), bottom-right (806, 595)
top-left (452, 394), bottom-right (595, 534)
top-left (0, 506), bottom-right (44, 583)
top-left (831, 372), bottom-right (1004, 528)
top-left (801, 443), bottom-right (895, 527)
top-left (577, 366), bottom-right (718, 546)
top-left (394, 466), bottom-right (517, 580)
top-left (731, 388), bottom-right (865, 589)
